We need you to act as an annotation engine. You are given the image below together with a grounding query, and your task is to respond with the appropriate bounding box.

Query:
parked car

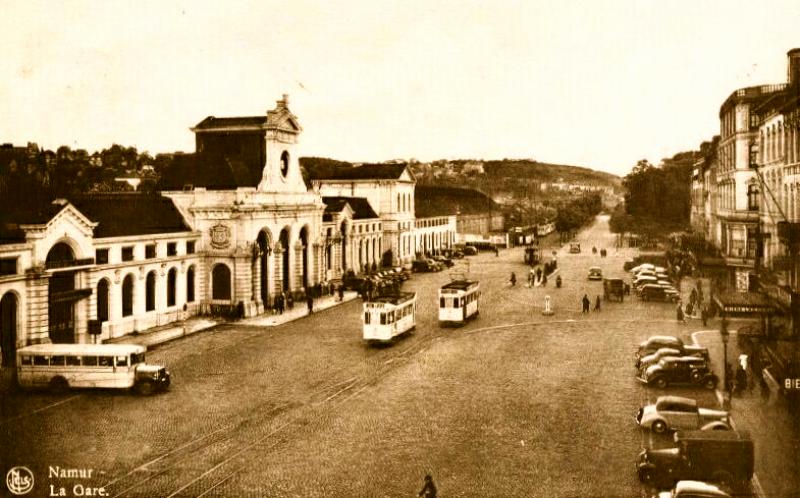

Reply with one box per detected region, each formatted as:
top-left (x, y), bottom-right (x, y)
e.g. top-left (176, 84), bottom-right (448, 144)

top-left (569, 242), bottom-right (581, 253)
top-left (638, 430), bottom-right (754, 490)
top-left (656, 480), bottom-right (731, 498)
top-left (411, 259), bottom-right (441, 272)
top-left (462, 245), bottom-right (478, 256)
top-left (636, 347), bottom-right (710, 373)
top-left (637, 336), bottom-right (685, 358)
top-left (639, 357), bottom-right (718, 390)
top-left (639, 285), bottom-right (680, 302)
top-left (630, 263), bottom-right (656, 274)
top-left (588, 267), bottom-right (603, 280)
top-left (636, 395), bottom-right (730, 434)
top-left (432, 255), bottom-right (454, 267)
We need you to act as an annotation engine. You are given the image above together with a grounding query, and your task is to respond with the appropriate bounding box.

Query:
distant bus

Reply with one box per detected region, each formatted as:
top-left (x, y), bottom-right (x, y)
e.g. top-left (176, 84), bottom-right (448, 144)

top-left (362, 292), bottom-right (417, 343)
top-left (439, 279), bottom-right (480, 326)
top-left (16, 343), bottom-right (171, 395)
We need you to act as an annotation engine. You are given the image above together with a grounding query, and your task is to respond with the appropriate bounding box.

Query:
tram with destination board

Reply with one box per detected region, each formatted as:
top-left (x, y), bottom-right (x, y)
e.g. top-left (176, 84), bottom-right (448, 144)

top-left (362, 292), bottom-right (417, 343)
top-left (438, 279), bottom-right (480, 326)
top-left (16, 343), bottom-right (170, 394)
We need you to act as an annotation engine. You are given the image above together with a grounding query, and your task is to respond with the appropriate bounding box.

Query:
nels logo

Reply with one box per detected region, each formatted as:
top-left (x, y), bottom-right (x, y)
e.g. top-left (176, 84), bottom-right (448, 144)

top-left (6, 467), bottom-right (34, 495)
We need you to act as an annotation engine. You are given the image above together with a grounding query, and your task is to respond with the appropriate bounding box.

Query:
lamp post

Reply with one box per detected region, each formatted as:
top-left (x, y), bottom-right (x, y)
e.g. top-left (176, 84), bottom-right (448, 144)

top-left (720, 315), bottom-right (731, 409)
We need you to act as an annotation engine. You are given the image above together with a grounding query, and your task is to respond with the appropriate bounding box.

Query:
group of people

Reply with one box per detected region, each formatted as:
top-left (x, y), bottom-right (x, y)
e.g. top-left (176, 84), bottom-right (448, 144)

top-left (581, 294), bottom-right (601, 313)
top-left (675, 282), bottom-right (709, 325)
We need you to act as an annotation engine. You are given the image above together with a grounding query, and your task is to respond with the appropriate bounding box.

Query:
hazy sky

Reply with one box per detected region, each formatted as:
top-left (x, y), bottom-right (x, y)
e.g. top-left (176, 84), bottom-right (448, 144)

top-left (1, 0), bottom-right (799, 176)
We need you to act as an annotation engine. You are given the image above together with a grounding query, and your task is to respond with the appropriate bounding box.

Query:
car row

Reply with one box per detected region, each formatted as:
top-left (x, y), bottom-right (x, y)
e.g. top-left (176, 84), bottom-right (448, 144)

top-left (630, 264), bottom-right (681, 302)
top-left (634, 336), bottom-right (750, 496)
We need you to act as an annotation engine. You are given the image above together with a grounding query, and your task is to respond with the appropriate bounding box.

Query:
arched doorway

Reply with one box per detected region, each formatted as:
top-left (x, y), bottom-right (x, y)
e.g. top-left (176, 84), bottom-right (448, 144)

top-left (257, 230), bottom-right (271, 306)
top-left (279, 228), bottom-right (290, 291)
top-left (340, 221), bottom-right (348, 271)
top-left (212, 264), bottom-right (232, 300)
top-left (167, 268), bottom-right (177, 307)
top-left (299, 226), bottom-right (309, 288)
top-left (1, 292), bottom-right (17, 367)
top-left (187, 266), bottom-right (196, 303)
top-left (146, 271), bottom-right (156, 311)
top-left (47, 242), bottom-right (77, 343)
top-left (97, 279), bottom-right (109, 323)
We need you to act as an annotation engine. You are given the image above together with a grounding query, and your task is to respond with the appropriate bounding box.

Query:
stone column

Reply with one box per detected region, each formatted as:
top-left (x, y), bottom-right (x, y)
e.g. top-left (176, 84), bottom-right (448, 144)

top-left (274, 247), bottom-right (285, 296)
top-left (294, 243), bottom-right (304, 290)
top-left (25, 268), bottom-right (51, 345)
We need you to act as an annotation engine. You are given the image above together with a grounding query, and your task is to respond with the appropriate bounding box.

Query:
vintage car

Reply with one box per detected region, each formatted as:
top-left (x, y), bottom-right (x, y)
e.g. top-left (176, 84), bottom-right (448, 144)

top-left (636, 336), bottom-right (708, 359)
top-left (639, 357), bottom-right (718, 390)
top-left (411, 259), bottom-right (443, 272)
top-left (432, 255), bottom-right (454, 268)
top-left (636, 396), bottom-right (730, 434)
top-left (639, 285), bottom-right (680, 302)
top-left (569, 242), bottom-right (581, 253)
top-left (636, 347), bottom-right (710, 373)
top-left (638, 430), bottom-right (753, 491)
top-left (462, 245), bottom-right (478, 256)
top-left (656, 480), bottom-right (731, 498)
top-left (587, 267), bottom-right (603, 280)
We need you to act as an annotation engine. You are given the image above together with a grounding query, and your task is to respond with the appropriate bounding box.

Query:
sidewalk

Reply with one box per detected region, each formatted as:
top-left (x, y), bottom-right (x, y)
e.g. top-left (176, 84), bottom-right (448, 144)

top-left (692, 327), bottom-right (800, 498)
top-left (240, 290), bottom-right (359, 327)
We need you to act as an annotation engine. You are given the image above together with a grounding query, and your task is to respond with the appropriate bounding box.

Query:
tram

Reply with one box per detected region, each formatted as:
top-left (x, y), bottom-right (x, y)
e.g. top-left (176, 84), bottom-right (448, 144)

top-left (362, 292), bottom-right (417, 343)
top-left (438, 279), bottom-right (480, 326)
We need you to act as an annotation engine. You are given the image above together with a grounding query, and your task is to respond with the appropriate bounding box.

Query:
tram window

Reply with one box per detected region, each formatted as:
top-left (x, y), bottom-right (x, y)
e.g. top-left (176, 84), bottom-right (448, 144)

top-left (460, 298), bottom-right (465, 307)
top-left (440, 298), bottom-right (445, 308)
top-left (115, 356), bottom-right (128, 367)
top-left (380, 313), bottom-right (387, 325)
top-left (453, 298), bottom-right (460, 308)
top-left (99, 356), bottom-right (114, 367)
top-left (66, 356), bottom-right (81, 366)
top-left (50, 356), bottom-right (66, 366)
top-left (33, 356), bottom-right (49, 366)
top-left (20, 355), bottom-right (32, 366)
top-left (82, 356), bottom-right (98, 366)
top-left (364, 312), bottom-right (371, 324)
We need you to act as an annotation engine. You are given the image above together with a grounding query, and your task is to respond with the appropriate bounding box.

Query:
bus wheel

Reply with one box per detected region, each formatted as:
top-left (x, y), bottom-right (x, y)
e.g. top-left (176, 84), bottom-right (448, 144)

top-left (136, 381), bottom-right (154, 396)
top-left (49, 377), bottom-right (69, 394)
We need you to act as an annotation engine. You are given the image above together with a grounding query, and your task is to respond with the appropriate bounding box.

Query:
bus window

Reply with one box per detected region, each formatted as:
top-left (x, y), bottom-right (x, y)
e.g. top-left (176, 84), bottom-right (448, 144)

top-left (131, 353), bottom-right (145, 365)
top-left (82, 356), bottom-right (98, 366)
top-left (33, 356), bottom-right (49, 366)
top-left (20, 355), bottom-right (32, 366)
top-left (51, 356), bottom-right (66, 366)
top-left (115, 356), bottom-right (128, 367)
top-left (99, 356), bottom-right (114, 367)
top-left (66, 356), bottom-right (81, 366)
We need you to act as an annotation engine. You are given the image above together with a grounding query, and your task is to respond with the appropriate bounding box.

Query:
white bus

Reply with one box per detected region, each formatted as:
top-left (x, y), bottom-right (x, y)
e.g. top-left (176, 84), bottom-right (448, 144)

top-left (439, 279), bottom-right (480, 326)
top-left (16, 343), bottom-right (171, 395)
top-left (362, 292), bottom-right (417, 343)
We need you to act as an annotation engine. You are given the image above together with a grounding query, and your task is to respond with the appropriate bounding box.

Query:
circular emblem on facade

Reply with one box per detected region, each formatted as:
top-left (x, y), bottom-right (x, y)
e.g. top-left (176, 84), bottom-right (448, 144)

top-left (210, 224), bottom-right (231, 249)
top-left (6, 467), bottom-right (34, 495)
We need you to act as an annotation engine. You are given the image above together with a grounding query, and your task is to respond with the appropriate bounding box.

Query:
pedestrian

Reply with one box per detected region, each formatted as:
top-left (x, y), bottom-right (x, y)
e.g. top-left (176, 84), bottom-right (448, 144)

top-left (510, 272), bottom-right (517, 286)
top-left (541, 274), bottom-right (547, 286)
top-left (735, 364), bottom-right (748, 395)
top-left (495, 246), bottom-right (499, 257)
top-left (277, 292), bottom-right (285, 315)
top-left (594, 295), bottom-right (601, 311)
top-left (582, 294), bottom-right (590, 313)
top-left (338, 284), bottom-right (345, 302)
top-left (418, 474), bottom-right (437, 498)
top-left (528, 268), bottom-right (535, 287)
top-left (686, 301), bottom-right (694, 318)
top-left (306, 293), bottom-right (314, 314)
top-left (536, 268), bottom-right (542, 282)
top-left (676, 303), bottom-right (685, 323)
top-left (286, 292), bottom-right (294, 310)
top-left (700, 306), bottom-right (708, 327)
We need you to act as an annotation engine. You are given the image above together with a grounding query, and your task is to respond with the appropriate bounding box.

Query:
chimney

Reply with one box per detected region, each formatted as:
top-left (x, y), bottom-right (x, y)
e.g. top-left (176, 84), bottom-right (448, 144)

top-left (277, 94), bottom-right (289, 108)
top-left (788, 48), bottom-right (800, 87)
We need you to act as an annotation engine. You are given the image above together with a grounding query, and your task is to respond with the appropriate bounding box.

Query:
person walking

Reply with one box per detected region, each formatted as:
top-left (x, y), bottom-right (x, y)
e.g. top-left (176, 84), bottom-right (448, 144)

top-left (700, 306), bottom-right (708, 327)
top-left (276, 292), bottom-right (285, 315)
top-left (418, 474), bottom-right (437, 498)
top-left (735, 363), bottom-right (748, 395)
top-left (509, 272), bottom-right (517, 287)
top-left (676, 303), bottom-right (685, 323)
top-left (582, 294), bottom-right (590, 313)
top-left (306, 292), bottom-right (314, 314)
top-left (594, 295), bottom-right (601, 311)
top-left (338, 284), bottom-right (345, 302)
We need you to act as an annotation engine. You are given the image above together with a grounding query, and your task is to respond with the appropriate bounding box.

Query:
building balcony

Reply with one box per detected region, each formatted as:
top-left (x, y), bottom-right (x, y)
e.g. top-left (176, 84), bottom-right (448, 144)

top-left (45, 257), bottom-right (96, 270)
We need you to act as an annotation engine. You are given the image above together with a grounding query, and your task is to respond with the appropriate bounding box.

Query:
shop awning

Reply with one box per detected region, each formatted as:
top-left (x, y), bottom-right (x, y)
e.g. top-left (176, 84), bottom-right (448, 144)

top-left (713, 290), bottom-right (775, 315)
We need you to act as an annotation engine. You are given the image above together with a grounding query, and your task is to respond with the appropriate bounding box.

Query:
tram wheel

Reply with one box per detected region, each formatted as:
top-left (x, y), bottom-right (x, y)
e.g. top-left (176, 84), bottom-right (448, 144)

top-left (49, 376), bottom-right (69, 394)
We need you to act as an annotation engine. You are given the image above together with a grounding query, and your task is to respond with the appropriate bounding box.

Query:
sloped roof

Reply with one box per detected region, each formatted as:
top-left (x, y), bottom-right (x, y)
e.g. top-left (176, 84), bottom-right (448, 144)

top-left (0, 200), bottom-right (67, 244)
top-left (322, 196), bottom-right (379, 221)
top-left (160, 153), bottom-right (262, 190)
top-left (307, 163), bottom-right (409, 181)
top-left (193, 116), bottom-right (269, 130)
top-left (71, 194), bottom-right (192, 238)
top-left (414, 186), bottom-right (499, 218)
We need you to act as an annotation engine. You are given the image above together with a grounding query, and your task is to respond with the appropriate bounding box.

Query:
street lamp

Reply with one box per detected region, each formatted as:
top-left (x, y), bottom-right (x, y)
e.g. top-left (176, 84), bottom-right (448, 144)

top-left (720, 315), bottom-right (731, 409)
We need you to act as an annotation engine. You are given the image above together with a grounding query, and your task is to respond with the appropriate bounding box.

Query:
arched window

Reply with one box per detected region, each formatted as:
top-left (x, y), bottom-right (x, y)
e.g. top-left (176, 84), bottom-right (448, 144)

top-left (97, 279), bottom-right (109, 323)
top-left (167, 268), bottom-right (177, 307)
top-left (212, 264), bottom-right (232, 300)
top-left (122, 274), bottom-right (134, 317)
top-left (146, 271), bottom-right (156, 311)
top-left (187, 266), bottom-right (195, 302)
top-left (747, 184), bottom-right (760, 212)
top-left (280, 151), bottom-right (290, 177)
